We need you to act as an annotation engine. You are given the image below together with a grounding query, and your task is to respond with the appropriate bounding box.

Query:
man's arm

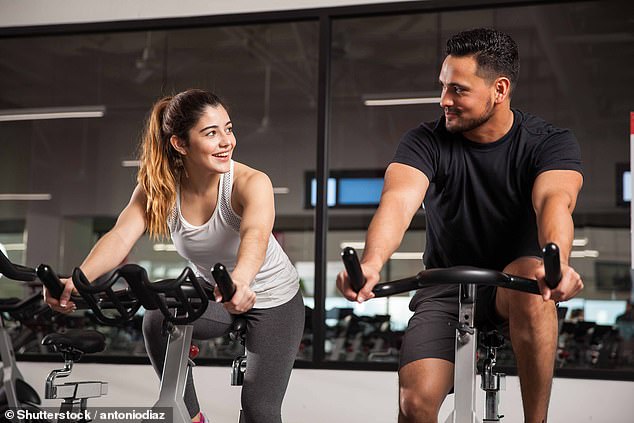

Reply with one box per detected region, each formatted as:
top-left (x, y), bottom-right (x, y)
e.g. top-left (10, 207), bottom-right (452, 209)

top-left (532, 169), bottom-right (584, 301)
top-left (338, 163), bottom-right (429, 302)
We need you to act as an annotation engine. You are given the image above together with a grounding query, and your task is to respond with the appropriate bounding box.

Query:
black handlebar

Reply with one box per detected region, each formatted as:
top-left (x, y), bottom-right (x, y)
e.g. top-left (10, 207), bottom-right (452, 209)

top-left (542, 243), bottom-right (562, 289)
top-left (211, 263), bottom-right (237, 302)
top-left (71, 267), bottom-right (141, 325)
top-left (117, 264), bottom-right (210, 325)
top-left (0, 249), bottom-right (36, 282)
top-left (342, 247), bottom-right (365, 293)
top-left (342, 244), bottom-right (562, 297)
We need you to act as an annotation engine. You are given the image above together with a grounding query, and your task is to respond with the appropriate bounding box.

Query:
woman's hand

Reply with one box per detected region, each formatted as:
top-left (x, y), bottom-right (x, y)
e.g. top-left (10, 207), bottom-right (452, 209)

top-left (214, 278), bottom-right (256, 314)
top-left (43, 277), bottom-right (77, 314)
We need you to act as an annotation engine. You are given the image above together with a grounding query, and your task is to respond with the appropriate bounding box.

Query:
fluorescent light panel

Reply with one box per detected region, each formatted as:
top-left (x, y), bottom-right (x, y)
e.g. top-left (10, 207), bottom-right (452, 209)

top-left (363, 91), bottom-right (441, 107)
top-left (121, 160), bottom-right (140, 167)
top-left (3, 243), bottom-right (26, 251)
top-left (273, 187), bottom-right (290, 194)
top-left (0, 106), bottom-right (106, 122)
top-left (572, 238), bottom-right (589, 247)
top-left (0, 194), bottom-right (52, 201)
top-left (364, 97), bottom-right (441, 106)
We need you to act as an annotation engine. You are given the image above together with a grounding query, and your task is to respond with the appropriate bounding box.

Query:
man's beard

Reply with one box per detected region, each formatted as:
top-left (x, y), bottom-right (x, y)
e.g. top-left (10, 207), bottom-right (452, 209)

top-left (445, 99), bottom-right (494, 134)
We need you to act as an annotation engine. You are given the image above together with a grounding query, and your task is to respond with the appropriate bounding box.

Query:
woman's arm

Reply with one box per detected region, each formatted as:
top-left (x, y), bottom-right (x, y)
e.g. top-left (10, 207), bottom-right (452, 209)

top-left (220, 165), bottom-right (275, 313)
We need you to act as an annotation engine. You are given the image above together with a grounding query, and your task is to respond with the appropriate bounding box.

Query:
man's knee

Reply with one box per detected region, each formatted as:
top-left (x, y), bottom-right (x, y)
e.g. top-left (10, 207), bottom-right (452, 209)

top-left (398, 359), bottom-right (452, 422)
top-left (399, 385), bottom-right (443, 422)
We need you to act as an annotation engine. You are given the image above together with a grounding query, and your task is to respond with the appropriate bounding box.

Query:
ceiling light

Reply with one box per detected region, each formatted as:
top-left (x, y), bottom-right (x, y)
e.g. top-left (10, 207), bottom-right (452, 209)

top-left (0, 194), bottom-right (52, 201)
top-left (572, 238), bottom-right (589, 247)
top-left (3, 243), bottom-right (26, 251)
top-left (390, 252), bottom-right (424, 260)
top-left (340, 241), bottom-right (366, 250)
top-left (570, 250), bottom-right (600, 258)
top-left (121, 160), bottom-right (140, 167)
top-left (0, 106), bottom-right (106, 122)
top-left (273, 187), bottom-right (290, 194)
top-left (362, 91), bottom-right (441, 107)
top-left (364, 97), bottom-right (441, 106)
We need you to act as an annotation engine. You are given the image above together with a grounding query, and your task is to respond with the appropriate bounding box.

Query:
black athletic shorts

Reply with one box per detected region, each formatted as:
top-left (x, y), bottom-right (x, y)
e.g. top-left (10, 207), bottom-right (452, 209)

top-left (399, 283), bottom-right (506, 369)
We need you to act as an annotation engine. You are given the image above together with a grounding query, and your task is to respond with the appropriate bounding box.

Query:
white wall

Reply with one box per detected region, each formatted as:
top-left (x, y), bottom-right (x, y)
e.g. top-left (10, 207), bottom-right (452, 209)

top-left (0, 0), bottom-right (419, 28)
top-left (19, 361), bottom-right (634, 423)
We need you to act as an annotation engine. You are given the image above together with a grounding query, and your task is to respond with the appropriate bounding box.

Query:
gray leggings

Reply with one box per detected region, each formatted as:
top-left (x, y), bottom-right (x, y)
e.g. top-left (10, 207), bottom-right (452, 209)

top-left (142, 290), bottom-right (305, 423)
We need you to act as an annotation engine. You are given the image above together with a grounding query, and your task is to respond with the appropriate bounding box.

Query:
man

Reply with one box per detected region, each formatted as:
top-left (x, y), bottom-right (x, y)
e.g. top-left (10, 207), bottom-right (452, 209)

top-left (337, 28), bottom-right (584, 423)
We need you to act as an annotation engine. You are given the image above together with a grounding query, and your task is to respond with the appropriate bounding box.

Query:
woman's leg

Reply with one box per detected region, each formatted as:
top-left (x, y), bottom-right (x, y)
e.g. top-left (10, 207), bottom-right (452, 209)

top-left (142, 302), bottom-right (233, 417)
top-left (241, 290), bottom-right (305, 423)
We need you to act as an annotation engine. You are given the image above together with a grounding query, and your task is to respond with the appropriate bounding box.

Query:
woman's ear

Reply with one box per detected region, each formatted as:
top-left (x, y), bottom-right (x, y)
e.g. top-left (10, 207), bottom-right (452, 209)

top-left (170, 135), bottom-right (187, 155)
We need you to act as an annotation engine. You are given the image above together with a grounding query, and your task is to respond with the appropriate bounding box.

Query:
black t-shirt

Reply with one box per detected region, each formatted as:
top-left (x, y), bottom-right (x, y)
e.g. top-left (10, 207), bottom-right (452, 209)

top-left (392, 109), bottom-right (582, 271)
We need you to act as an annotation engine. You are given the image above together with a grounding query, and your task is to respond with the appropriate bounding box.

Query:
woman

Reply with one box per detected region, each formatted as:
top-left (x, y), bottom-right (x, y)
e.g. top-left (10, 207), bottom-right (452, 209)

top-left (44, 89), bottom-right (305, 423)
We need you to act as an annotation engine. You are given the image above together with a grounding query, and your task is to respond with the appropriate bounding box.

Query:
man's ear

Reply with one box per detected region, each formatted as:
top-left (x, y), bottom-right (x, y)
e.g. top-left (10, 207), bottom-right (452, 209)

top-left (493, 77), bottom-right (511, 103)
top-left (170, 135), bottom-right (187, 155)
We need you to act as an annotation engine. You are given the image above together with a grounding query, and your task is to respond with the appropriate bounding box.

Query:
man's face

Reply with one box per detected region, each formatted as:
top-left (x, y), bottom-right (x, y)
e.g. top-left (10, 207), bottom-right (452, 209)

top-left (438, 55), bottom-right (497, 134)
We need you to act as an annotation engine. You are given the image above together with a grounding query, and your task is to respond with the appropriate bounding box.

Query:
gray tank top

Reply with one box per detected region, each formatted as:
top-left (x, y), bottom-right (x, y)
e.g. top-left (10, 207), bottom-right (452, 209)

top-left (167, 160), bottom-right (299, 308)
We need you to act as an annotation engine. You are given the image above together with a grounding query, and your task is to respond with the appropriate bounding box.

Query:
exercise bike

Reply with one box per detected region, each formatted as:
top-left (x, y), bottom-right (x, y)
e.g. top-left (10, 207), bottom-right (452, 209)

top-left (0, 249), bottom-right (130, 423)
top-left (0, 252), bottom-right (46, 422)
top-left (341, 243), bottom-right (561, 423)
top-left (64, 262), bottom-right (242, 423)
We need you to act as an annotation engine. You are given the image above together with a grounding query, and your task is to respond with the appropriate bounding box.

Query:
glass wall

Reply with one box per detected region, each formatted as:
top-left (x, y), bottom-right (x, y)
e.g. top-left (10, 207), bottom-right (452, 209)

top-left (325, 0), bottom-right (634, 376)
top-left (0, 22), bottom-right (318, 361)
top-left (0, 0), bottom-right (633, 377)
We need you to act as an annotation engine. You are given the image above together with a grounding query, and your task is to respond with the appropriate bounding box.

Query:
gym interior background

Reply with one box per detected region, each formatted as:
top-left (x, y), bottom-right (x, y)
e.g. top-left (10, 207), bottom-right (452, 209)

top-left (0, 0), bottom-right (633, 421)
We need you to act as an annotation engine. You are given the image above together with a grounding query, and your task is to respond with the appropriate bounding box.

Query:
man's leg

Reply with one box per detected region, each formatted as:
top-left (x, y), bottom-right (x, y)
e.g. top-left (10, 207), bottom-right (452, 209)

top-left (398, 286), bottom-right (460, 423)
top-left (496, 257), bottom-right (558, 423)
top-left (398, 358), bottom-right (454, 423)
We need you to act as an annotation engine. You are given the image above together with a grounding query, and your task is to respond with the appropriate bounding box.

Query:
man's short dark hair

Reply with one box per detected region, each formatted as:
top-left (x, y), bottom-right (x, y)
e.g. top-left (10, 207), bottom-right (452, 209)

top-left (446, 28), bottom-right (520, 92)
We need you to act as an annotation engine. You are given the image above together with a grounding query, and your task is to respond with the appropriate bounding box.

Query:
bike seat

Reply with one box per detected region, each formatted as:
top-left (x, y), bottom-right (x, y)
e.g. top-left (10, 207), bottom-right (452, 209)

top-left (42, 329), bottom-right (106, 355)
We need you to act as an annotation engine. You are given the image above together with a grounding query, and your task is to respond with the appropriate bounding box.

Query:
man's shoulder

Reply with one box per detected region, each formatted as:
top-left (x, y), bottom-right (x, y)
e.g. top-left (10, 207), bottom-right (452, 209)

top-left (515, 109), bottom-right (574, 140)
top-left (403, 117), bottom-right (445, 143)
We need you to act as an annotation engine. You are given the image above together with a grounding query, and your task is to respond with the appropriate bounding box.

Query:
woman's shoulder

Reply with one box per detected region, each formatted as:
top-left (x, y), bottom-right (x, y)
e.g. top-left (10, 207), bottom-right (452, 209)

top-left (233, 161), bottom-right (272, 194)
top-left (232, 161), bottom-right (271, 187)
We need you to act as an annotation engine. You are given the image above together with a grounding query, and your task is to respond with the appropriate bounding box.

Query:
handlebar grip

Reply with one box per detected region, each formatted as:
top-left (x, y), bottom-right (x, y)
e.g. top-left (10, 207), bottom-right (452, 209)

top-left (542, 243), bottom-right (562, 289)
top-left (341, 247), bottom-right (365, 293)
top-left (36, 264), bottom-right (65, 299)
top-left (211, 263), bottom-right (236, 302)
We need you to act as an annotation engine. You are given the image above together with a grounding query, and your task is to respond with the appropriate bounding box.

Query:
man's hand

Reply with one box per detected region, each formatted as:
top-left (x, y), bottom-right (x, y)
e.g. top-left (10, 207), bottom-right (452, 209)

top-left (214, 279), bottom-right (256, 314)
top-left (43, 277), bottom-right (77, 314)
top-left (535, 262), bottom-right (583, 302)
top-left (336, 263), bottom-right (381, 303)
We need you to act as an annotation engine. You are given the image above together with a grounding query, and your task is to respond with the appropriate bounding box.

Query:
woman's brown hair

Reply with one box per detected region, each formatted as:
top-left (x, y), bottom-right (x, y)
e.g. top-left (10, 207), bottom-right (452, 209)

top-left (137, 89), bottom-right (226, 238)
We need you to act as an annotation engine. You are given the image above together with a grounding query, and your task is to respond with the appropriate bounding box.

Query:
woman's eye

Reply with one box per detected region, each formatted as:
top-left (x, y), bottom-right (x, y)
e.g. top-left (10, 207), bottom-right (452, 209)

top-left (226, 127), bottom-right (233, 134)
top-left (207, 131), bottom-right (216, 137)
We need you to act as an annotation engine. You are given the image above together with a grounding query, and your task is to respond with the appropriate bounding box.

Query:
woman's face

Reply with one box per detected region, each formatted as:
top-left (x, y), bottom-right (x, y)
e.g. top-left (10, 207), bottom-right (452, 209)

top-left (181, 105), bottom-right (236, 174)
